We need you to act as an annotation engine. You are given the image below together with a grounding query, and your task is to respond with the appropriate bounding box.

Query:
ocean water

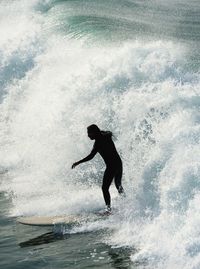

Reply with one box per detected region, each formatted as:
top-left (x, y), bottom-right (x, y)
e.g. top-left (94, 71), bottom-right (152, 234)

top-left (0, 0), bottom-right (200, 268)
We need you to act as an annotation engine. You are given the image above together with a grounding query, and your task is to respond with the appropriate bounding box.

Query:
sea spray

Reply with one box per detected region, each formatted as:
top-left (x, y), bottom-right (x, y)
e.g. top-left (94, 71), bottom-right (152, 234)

top-left (0, 1), bottom-right (200, 268)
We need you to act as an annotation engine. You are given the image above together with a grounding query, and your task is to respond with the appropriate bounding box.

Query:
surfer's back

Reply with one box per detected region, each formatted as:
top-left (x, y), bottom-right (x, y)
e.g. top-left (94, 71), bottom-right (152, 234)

top-left (94, 131), bottom-right (121, 166)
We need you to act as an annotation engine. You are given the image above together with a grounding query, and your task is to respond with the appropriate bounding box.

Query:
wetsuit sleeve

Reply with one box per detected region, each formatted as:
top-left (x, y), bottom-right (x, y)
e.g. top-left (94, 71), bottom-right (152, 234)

top-left (77, 143), bottom-right (98, 164)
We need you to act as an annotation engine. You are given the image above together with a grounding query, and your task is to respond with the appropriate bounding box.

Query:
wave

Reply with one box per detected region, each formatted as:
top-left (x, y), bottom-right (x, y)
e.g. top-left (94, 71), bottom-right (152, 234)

top-left (0, 1), bottom-right (200, 268)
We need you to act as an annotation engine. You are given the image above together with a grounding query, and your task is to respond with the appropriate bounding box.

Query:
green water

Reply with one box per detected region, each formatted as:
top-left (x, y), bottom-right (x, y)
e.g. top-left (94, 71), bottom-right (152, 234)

top-left (0, 192), bottom-right (135, 269)
top-left (1, 0), bottom-right (200, 268)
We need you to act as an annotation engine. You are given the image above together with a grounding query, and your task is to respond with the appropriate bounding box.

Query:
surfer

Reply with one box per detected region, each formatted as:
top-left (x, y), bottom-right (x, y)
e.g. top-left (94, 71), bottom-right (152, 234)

top-left (72, 124), bottom-right (125, 214)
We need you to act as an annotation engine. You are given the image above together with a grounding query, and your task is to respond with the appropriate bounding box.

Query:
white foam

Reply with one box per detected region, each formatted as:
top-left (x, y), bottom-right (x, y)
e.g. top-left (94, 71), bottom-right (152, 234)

top-left (1, 1), bottom-right (200, 268)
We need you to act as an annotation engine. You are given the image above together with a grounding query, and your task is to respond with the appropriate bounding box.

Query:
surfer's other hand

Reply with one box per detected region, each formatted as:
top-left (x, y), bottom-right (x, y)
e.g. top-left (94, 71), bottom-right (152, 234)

top-left (72, 162), bottom-right (78, 169)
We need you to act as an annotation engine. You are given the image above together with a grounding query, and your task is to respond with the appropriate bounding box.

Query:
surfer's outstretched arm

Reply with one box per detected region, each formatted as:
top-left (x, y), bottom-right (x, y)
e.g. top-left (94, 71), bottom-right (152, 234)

top-left (72, 146), bottom-right (97, 169)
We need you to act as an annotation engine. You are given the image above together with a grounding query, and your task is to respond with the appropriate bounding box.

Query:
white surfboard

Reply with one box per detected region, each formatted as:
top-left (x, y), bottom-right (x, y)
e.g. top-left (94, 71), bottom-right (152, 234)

top-left (17, 208), bottom-right (113, 227)
top-left (17, 215), bottom-right (86, 227)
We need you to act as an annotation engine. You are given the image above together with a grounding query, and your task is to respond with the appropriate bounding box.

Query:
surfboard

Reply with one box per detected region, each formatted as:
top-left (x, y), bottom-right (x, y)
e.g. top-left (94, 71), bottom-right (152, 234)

top-left (17, 209), bottom-right (113, 227)
top-left (17, 215), bottom-right (86, 227)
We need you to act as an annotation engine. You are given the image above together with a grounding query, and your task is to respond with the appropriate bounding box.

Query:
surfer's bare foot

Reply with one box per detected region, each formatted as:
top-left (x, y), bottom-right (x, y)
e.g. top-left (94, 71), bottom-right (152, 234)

top-left (97, 206), bottom-right (112, 216)
top-left (104, 205), bottom-right (111, 215)
top-left (118, 186), bottom-right (126, 197)
top-left (99, 210), bottom-right (111, 216)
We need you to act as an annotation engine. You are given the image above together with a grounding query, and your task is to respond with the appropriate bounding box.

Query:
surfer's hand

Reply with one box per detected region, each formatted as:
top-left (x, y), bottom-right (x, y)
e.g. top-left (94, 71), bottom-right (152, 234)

top-left (72, 162), bottom-right (78, 169)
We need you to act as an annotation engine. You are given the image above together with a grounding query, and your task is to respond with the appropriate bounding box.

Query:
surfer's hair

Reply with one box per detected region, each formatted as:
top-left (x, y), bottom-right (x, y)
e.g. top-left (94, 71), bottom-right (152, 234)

top-left (87, 124), bottom-right (101, 134)
top-left (87, 124), bottom-right (113, 137)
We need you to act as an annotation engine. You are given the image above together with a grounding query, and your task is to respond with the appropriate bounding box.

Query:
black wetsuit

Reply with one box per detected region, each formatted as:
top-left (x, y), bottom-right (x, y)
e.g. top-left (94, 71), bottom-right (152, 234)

top-left (79, 131), bottom-right (124, 206)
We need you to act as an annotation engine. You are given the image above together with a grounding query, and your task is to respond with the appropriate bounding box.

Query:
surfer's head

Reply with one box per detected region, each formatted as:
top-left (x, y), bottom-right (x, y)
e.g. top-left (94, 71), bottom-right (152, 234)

top-left (87, 124), bottom-right (101, 140)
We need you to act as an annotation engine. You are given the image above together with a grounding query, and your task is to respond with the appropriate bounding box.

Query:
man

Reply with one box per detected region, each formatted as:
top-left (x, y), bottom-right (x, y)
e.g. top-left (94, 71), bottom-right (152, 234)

top-left (72, 124), bottom-right (124, 214)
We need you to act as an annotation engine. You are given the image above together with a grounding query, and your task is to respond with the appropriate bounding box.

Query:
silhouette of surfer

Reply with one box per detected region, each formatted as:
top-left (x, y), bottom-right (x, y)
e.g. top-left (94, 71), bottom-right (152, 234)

top-left (72, 124), bottom-right (125, 214)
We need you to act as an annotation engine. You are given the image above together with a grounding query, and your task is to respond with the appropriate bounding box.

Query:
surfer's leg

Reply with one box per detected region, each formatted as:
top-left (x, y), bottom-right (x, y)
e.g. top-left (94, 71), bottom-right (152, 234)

top-left (114, 164), bottom-right (125, 195)
top-left (102, 168), bottom-right (114, 207)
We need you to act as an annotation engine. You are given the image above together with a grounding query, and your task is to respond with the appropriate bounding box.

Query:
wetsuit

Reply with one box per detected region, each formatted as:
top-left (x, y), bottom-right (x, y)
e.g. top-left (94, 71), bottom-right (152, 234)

top-left (78, 131), bottom-right (124, 207)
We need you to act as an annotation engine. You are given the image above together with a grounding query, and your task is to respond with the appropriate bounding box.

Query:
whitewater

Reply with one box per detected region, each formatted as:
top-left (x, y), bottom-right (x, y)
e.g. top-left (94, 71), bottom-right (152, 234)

top-left (0, 0), bottom-right (200, 268)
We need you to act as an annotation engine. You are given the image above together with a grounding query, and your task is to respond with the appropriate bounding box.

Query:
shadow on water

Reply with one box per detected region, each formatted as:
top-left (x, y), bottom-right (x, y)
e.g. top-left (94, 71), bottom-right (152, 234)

top-left (18, 228), bottom-right (136, 268)
top-left (19, 231), bottom-right (69, 248)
